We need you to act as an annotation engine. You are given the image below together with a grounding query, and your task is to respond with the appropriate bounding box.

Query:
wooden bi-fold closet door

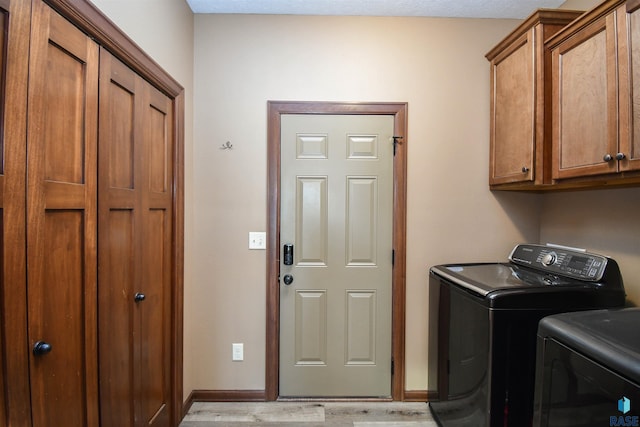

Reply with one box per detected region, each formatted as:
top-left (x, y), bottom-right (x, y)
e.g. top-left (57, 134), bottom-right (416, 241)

top-left (0, 0), bottom-right (31, 423)
top-left (25, 0), bottom-right (100, 426)
top-left (0, 0), bottom-right (182, 425)
top-left (98, 49), bottom-right (174, 427)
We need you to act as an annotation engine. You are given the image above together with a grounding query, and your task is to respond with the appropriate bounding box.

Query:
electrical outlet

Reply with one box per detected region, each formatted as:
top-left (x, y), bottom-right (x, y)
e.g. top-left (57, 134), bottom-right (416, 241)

top-left (232, 343), bottom-right (243, 361)
top-left (249, 232), bottom-right (266, 250)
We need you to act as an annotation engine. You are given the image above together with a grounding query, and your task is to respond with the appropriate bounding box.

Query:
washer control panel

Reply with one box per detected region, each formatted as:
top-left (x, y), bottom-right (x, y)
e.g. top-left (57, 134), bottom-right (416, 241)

top-left (509, 244), bottom-right (608, 281)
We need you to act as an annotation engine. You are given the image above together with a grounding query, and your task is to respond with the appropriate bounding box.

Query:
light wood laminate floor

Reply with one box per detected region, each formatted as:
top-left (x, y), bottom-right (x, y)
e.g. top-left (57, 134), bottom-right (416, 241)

top-left (180, 402), bottom-right (438, 426)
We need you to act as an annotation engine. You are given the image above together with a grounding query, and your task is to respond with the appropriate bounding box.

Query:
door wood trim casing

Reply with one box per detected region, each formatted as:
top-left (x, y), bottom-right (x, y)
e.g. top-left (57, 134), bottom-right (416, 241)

top-left (266, 101), bottom-right (408, 401)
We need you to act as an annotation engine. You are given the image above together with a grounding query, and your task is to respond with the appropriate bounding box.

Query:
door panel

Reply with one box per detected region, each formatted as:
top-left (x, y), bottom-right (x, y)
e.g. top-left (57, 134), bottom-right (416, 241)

top-left (26, 1), bottom-right (99, 426)
top-left (280, 114), bottom-right (393, 397)
top-left (296, 177), bottom-right (328, 265)
top-left (29, 211), bottom-right (87, 426)
top-left (99, 209), bottom-right (136, 427)
top-left (346, 177), bottom-right (377, 265)
top-left (141, 84), bottom-right (173, 427)
top-left (98, 49), bottom-right (138, 427)
top-left (0, 3), bottom-right (8, 423)
top-left (345, 291), bottom-right (377, 364)
top-left (97, 50), bottom-right (129, 427)
top-left (0, 0), bottom-right (31, 423)
top-left (98, 49), bottom-right (172, 427)
top-left (140, 208), bottom-right (170, 426)
top-left (295, 290), bottom-right (327, 365)
top-left (42, 44), bottom-right (85, 183)
top-left (148, 104), bottom-right (169, 192)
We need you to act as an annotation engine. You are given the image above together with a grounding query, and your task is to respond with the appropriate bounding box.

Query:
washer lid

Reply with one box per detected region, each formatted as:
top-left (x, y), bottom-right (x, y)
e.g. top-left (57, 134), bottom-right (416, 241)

top-left (430, 263), bottom-right (589, 298)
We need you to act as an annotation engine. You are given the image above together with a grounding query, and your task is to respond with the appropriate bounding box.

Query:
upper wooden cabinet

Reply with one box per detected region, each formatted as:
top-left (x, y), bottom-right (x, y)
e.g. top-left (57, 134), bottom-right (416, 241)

top-left (486, 9), bottom-right (582, 189)
top-left (546, 0), bottom-right (640, 186)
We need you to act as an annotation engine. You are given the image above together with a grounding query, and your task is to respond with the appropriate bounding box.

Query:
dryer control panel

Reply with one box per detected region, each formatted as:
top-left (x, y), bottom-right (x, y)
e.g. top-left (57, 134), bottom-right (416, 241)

top-left (509, 244), bottom-right (609, 282)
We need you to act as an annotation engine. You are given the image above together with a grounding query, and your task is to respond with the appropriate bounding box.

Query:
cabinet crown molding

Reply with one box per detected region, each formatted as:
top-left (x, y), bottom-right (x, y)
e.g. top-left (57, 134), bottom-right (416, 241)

top-left (486, 8), bottom-right (584, 60)
top-left (545, 0), bottom-right (625, 49)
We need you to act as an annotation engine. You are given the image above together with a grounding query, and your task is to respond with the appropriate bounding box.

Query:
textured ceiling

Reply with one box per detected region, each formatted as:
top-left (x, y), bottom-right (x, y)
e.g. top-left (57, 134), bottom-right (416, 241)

top-left (185, 0), bottom-right (567, 19)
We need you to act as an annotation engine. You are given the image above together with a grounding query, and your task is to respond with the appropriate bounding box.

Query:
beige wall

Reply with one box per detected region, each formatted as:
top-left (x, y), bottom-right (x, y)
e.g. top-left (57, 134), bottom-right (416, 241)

top-left (87, 0), bottom-right (196, 400)
top-left (191, 14), bottom-right (540, 392)
top-left (539, 188), bottom-right (640, 304)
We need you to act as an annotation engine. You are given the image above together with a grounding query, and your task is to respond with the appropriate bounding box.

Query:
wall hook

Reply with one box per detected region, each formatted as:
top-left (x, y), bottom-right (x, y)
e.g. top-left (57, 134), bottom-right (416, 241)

top-left (220, 141), bottom-right (233, 150)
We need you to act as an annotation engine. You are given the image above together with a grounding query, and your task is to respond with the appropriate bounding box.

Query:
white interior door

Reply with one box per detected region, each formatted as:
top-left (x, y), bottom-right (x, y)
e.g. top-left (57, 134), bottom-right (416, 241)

top-left (279, 114), bottom-right (394, 397)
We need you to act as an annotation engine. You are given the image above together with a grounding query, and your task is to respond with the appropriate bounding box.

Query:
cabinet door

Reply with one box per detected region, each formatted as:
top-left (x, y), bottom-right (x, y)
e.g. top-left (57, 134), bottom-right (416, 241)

top-left (551, 13), bottom-right (619, 179)
top-left (0, 0), bottom-right (30, 424)
top-left (490, 29), bottom-right (535, 185)
top-left (617, 2), bottom-right (640, 172)
top-left (98, 49), bottom-right (173, 427)
top-left (26, 1), bottom-right (99, 426)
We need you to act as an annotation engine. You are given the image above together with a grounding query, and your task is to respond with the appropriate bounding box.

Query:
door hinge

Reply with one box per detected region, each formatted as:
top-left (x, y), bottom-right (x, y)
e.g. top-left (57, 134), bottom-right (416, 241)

top-left (391, 359), bottom-right (395, 375)
top-left (392, 249), bottom-right (395, 266)
top-left (392, 136), bottom-right (403, 156)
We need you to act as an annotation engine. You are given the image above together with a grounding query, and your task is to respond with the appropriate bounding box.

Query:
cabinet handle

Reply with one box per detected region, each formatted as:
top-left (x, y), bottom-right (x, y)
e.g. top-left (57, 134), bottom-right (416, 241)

top-left (134, 292), bottom-right (146, 303)
top-left (521, 166), bottom-right (530, 173)
top-left (616, 152), bottom-right (626, 160)
top-left (33, 341), bottom-right (52, 356)
top-left (603, 154), bottom-right (614, 162)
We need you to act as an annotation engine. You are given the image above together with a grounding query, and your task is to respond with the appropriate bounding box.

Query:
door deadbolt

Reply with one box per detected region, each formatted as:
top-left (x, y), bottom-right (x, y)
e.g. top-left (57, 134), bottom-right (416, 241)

top-left (283, 244), bottom-right (294, 265)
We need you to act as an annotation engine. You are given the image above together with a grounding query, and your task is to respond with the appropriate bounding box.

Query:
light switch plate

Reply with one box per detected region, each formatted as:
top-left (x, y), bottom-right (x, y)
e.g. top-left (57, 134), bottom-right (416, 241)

top-left (249, 232), bottom-right (266, 250)
top-left (232, 343), bottom-right (243, 361)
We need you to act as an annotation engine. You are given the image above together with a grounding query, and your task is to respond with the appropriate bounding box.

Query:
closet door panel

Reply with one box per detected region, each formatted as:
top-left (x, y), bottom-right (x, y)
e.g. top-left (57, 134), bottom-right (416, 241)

top-left (99, 49), bottom-right (173, 427)
top-left (140, 83), bottom-right (173, 427)
top-left (148, 107), bottom-right (168, 192)
top-left (98, 209), bottom-right (136, 427)
top-left (0, 0), bottom-right (31, 423)
top-left (98, 49), bottom-right (140, 427)
top-left (26, 1), bottom-right (98, 426)
top-left (140, 209), bottom-right (170, 425)
top-left (29, 211), bottom-right (87, 426)
top-left (0, 1), bottom-right (7, 423)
